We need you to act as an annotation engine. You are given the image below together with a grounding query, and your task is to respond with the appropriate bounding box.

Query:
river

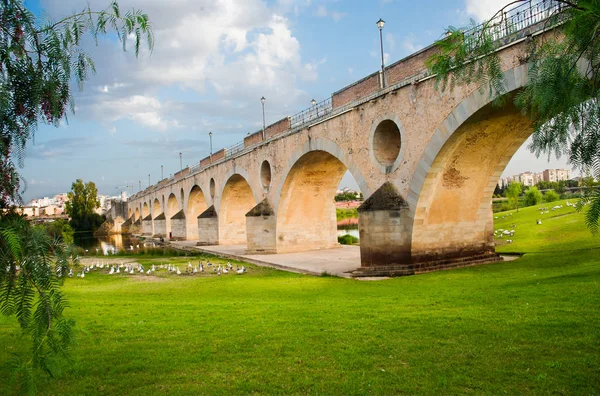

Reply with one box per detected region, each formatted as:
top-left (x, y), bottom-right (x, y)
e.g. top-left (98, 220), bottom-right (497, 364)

top-left (74, 217), bottom-right (360, 254)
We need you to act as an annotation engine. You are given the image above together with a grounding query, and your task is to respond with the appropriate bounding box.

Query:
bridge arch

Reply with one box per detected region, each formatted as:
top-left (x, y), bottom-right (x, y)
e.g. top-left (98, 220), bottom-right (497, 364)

top-left (273, 138), bottom-right (370, 210)
top-left (142, 202), bottom-right (149, 218)
top-left (218, 171), bottom-right (258, 245)
top-left (166, 193), bottom-right (179, 237)
top-left (408, 64), bottom-right (531, 261)
top-left (152, 198), bottom-right (161, 217)
top-left (274, 138), bottom-right (368, 253)
top-left (134, 207), bottom-right (140, 222)
top-left (187, 185), bottom-right (208, 240)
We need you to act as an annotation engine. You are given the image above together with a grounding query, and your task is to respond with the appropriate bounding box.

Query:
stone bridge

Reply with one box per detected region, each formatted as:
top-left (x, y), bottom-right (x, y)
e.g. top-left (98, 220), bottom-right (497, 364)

top-left (123, 1), bottom-right (560, 275)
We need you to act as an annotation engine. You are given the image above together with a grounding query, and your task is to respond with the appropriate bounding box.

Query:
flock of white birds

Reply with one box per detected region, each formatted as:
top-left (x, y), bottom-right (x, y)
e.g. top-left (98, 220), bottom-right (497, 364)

top-left (69, 260), bottom-right (247, 279)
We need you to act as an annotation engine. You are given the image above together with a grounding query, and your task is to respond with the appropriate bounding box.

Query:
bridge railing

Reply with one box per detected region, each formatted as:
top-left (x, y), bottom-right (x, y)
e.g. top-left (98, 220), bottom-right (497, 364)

top-left (225, 141), bottom-right (245, 159)
top-left (462, 0), bottom-right (566, 50)
top-left (290, 97), bottom-right (333, 129)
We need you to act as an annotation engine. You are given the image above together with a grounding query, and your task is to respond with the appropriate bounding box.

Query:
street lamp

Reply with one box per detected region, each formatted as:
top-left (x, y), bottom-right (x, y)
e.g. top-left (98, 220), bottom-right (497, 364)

top-left (260, 96), bottom-right (266, 140)
top-left (179, 152), bottom-right (182, 171)
top-left (377, 18), bottom-right (386, 88)
top-left (148, 174), bottom-right (150, 186)
top-left (209, 131), bottom-right (213, 161)
top-left (161, 165), bottom-right (164, 180)
top-left (139, 180), bottom-right (141, 191)
top-left (311, 98), bottom-right (318, 117)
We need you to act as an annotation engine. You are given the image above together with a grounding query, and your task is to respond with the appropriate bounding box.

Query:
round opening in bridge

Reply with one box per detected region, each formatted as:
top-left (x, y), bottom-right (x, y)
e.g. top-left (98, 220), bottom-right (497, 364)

top-left (372, 119), bottom-right (401, 167)
top-left (260, 160), bottom-right (272, 191)
top-left (209, 178), bottom-right (216, 199)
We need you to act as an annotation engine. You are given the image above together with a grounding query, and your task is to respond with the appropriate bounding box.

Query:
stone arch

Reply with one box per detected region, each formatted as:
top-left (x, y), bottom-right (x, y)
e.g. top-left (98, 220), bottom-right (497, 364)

top-left (142, 202), bottom-right (149, 218)
top-left (408, 64), bottom-right (531, 262)
top-left (218, 173), bottom-right (257, 245)
top-left (187, 185), bottom-right (207, 240)
top-left (127, 207), bottom-right (132, 219)
top-left (273, 138), bottom-right (370, 210)
top-left (166, 193), bottom-right (178, 237)
top-left (134, 207), bottom-right (140, 222)
top-left (275, 147), bottom-right (366, 253)
top-left (152, 198), bottom-right (161, 217)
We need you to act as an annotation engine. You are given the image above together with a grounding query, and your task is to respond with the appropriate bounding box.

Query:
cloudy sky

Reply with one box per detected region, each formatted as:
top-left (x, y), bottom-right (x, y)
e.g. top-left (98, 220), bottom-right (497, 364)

top-left (20, 0), bottom-right (570, 201)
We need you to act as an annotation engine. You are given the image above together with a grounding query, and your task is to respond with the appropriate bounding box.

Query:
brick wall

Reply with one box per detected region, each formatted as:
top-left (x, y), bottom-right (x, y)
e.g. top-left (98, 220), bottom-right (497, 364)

top-left (200, 157), bottom-right (211, 168)
top-left (174, 167), bottom-right (190, 180)
top-left (265, 117), bottom-right (291, 139)
top-left (212, 149), bottom-right (226, 162)
top-left (331, 44), bottom-right (437, 109)
top-left (332, 73), bottom-right (380, 108)
top-left (244, 131), bottom-right (263, 147)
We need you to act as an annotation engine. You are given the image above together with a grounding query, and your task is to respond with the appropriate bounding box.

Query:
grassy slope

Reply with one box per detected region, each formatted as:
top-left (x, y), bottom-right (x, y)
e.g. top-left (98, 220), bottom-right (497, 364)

top-left (493, 199), bottom-right (599, 253)
top-left (0, 200), bottom-right (598, 394)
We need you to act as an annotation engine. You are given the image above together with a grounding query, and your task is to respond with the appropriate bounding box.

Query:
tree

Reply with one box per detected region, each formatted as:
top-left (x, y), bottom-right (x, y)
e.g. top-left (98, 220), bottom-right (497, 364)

top-left (506, 182), bottom-right (523, 212)
top-left (37, 218), bottom-right (74, 245)
top-left (525, 186), bottom-right (543, 206)
top-left (426, 0), bottom-right (600, 233)
top-left (65, 179), bottom-right (104, 232)
top-left (0, 0), bottom-right (153, 207)
top-left (0, 213), bottom-right (77, 393)
top-left (0, 1), bottom-right (152, 391)
top-left (545, 190), bottom-right (561, 203)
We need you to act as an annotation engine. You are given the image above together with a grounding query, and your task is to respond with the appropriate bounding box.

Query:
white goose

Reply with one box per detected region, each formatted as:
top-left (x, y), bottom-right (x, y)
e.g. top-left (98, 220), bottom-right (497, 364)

top-left (176, 267), bottom-right (182, 275)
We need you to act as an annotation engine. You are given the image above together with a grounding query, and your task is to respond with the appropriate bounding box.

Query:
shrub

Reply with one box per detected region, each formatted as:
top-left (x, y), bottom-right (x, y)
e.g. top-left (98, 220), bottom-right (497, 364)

top-left (524, 187), bottom-right (543, 206)
top-left (338, 234), bottom-right (359, 245)
top-left (544, 190), bottom-right (560, 203)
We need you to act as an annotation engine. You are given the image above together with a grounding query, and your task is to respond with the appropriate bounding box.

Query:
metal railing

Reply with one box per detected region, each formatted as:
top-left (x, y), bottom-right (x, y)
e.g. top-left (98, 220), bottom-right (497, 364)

top-left (189, 163), bottom-right (200, 173)
top-left (463, 0), bottom-right (566, 50)
top-left (290, 97), bottom-right (333, 129)
top-left (224, 140), bottom-right (245, 158)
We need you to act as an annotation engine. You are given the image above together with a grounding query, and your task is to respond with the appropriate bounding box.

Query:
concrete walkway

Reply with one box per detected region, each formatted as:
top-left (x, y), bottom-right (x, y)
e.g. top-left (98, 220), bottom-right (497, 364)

top-left (170, 241), bottom-right (361, 278)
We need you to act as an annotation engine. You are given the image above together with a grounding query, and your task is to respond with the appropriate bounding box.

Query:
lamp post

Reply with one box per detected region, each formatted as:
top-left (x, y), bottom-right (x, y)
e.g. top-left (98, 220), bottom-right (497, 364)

top-left (377, 18), bottom-right (386, 88)
top-left (148, 174), bottom-right (150, 186)
top-left (161, 165), bottom-right (164, 180)
top-left (139, 180), bottom-right (141, 191)
top-left (209, 131), bottom-right (213, 162)
top-left (179, 152), bottom-right (182, 171)
top-left (260, 96), bottom-right (266, 140)
top-left (311, 98), bottom-right (318, 117)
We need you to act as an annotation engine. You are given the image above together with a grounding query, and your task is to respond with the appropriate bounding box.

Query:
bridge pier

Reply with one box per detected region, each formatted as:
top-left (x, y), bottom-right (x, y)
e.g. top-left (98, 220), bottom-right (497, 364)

top-left (170, 210), bottom-right (187, 240)
top-left (197, 206), bottom-right (218, 245)
top-left (245, 199), bottom-right (277, 254)
top-left (357, 183), bottom-right (412, 267)
top-left (142, 214), bottom-right (153, 235)
top-left (153, 213), bottom-right (166, 238)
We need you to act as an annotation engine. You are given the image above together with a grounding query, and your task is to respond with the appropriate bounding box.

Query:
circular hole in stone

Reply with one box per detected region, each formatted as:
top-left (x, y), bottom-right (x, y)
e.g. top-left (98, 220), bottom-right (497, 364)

top-left (209, 178), bottom-right (216, 199)
top-left (260, 160), bottom-right (272, 190)
top-left (372, 119), bottom-right (401, 166)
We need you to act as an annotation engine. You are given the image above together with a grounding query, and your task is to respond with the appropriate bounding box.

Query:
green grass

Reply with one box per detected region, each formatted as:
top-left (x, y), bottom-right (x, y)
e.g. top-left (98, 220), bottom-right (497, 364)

top-left (0, 200), bottom-right (598, 394)
top-left (493, 198), bottom-right (599, 253)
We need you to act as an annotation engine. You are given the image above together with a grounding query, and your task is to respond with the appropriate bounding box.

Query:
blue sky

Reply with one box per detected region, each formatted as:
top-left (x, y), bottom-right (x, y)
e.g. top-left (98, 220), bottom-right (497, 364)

top-left (20, 0), bottom-right (570, 201)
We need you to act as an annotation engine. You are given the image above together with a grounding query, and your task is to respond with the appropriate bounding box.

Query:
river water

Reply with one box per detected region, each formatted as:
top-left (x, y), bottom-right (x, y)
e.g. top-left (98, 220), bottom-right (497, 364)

top-left (74, 218), bottom-right (360, 254)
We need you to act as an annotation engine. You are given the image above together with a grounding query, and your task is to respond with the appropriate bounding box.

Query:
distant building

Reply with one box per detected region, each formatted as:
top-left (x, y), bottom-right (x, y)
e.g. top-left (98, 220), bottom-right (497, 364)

top-left (543, 168), bottom-right (571, 182)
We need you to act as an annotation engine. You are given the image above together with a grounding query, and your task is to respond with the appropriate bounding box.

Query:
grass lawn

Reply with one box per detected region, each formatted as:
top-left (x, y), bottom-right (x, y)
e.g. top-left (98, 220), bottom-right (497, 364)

top-left (0, 202), bottom-right (598, 394)
top-left (493, 198), bottom-right (599, 253)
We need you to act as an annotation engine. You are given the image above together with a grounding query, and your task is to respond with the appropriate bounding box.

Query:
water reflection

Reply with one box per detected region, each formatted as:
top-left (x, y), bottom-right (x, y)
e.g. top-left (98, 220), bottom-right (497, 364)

top-left (337, 217), bottom-right (359, 240)
top-left (74, 233), bottom-right (149, 255)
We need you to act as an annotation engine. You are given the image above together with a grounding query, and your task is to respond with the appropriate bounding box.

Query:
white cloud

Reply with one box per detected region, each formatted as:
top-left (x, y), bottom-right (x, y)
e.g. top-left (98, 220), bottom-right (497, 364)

top-left (465, 0), bottom-right (515, 22)
top-left (43, 0), bottom-right (318, 129)
top-left (314, 4), bottom-right (347, 21)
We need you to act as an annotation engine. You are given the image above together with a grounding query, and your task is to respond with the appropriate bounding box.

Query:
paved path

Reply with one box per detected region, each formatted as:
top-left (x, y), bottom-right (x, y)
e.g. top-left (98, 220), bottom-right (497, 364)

top-left (170, 241), bottom-right (361, 278)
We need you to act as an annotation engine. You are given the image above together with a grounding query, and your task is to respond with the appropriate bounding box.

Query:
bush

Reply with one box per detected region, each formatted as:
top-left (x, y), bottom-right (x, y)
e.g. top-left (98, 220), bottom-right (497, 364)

top-left (338, 234), bottom-right (359, 245)
top-left (524, 187), bottom-right (543, 206)
top-left (544, 190), bottom-right (560, 203)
